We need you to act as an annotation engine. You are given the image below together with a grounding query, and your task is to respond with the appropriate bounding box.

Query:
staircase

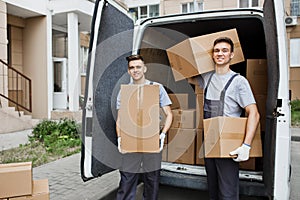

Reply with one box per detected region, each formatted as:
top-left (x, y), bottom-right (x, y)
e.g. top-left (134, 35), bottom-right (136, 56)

top-left (0, 59), bottom-right (38, 134)
top-left (0, 106), bottom-right (39, 134)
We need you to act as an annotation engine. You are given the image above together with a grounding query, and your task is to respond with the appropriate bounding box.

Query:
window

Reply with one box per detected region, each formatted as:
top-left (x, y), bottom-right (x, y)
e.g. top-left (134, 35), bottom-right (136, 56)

top-left (149, 5), bottom-right (159, 17)
top-left (182, 2), bottom-right (203, 13)
top-left (80, 46), bottom-right (89, 74)
top-left (129, 7), bottom-right (138, 22)
top-left (290, 38), bottom-right (300, 67)
top-left (291, 0), bottom-right (300, 16)
top-left (128, 4), bottom-right (159, 21)
top-left (239, 0), bottom-right (259, 8)
top-left (140, 6), bottom-right (148, 19)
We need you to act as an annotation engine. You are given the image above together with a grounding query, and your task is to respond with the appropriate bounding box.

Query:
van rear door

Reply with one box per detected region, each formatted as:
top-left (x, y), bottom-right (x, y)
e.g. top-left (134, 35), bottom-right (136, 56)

top-left (81, 0), bottom-right (133, 181)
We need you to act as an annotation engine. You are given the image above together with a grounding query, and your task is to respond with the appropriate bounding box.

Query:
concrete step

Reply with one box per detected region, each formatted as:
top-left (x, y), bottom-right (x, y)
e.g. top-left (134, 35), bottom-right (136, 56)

top-left (0, 106), bottom-right (38, 134)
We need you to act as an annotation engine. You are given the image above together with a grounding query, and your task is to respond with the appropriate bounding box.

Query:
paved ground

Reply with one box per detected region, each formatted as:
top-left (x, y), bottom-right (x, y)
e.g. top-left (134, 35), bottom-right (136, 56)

top-left (1, 128), bottom-right (300, 200)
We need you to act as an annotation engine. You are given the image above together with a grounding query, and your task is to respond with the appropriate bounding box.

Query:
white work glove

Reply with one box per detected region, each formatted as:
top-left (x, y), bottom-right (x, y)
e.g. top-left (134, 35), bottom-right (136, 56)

top-left (117, 137), bottom-right (122, 153)
top-left (159, 132), bottom-right (166, 152)
top-left (229, 143), bottom-right (251, 162)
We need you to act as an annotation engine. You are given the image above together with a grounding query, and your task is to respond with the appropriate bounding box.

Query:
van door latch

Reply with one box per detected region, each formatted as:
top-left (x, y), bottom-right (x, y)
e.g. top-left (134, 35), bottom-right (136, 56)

top-left (273, 110), bottom-right (285, 118)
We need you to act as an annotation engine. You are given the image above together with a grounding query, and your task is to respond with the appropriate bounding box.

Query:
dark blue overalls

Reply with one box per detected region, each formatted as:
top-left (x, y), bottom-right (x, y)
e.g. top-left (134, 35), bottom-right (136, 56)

top-left (204, 72), bottom-right (240, 200)
top-left (116, 81), bottom-right (162, 200)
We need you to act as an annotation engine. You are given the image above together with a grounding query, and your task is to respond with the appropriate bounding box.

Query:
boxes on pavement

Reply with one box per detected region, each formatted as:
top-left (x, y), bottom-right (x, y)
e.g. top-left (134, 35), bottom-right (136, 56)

top-left (166, 28), bottom-right (244, 81)
top-left (167, 128), bottom-right (196, 165)
top-left (0, 162), bottom-right (32, 199)
top-left (203, 117), bottom-right (262, 158)
top-left (9, 179), bottom-right (49, 200)
top-left (119, 84), bottom-right (160, 153)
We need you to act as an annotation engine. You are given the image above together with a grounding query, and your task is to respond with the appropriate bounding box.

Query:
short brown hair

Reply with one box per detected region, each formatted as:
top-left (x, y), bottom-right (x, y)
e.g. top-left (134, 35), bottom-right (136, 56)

top-left (213, 37), bottom-right (234, 52)
top-left (126, 54), bottom-right (144, 62)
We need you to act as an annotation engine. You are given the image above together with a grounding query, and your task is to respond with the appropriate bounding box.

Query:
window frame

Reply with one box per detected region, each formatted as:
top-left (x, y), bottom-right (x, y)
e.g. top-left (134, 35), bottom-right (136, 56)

top-left (181, 1), bottom-right (204, 13)
top-left (290, 38), bottom-right (300, 67)
top-left (128, 4), bottom-right (160, 21)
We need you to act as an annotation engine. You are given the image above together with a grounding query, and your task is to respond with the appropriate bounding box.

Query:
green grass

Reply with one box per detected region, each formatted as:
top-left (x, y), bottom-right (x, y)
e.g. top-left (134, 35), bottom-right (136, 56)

top-left (0, 119), bottom-right (81, 167)
top-left (291, 99), bottom-right (300, 127)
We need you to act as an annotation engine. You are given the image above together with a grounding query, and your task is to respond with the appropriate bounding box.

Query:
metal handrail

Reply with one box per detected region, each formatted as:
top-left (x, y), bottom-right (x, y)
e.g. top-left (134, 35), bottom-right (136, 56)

top-left (0, 59), bottom-right (32, 113)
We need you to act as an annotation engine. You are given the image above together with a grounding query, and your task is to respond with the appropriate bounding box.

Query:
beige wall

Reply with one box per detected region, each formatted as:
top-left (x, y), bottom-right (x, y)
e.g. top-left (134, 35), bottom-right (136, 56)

top-left (23, 16), bottom-right (48, 119)
top-left (285, 0), bottom-right (300, 100)
top-left (0, 0), bottom-right (8, 107)
top-left (80, 32), bottom-right (89, 48)
top-left (162, 0), bottom-right (265, 15)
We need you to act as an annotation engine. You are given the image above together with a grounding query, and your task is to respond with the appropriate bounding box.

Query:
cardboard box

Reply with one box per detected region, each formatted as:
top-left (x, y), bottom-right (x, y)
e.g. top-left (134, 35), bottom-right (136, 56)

top-left (171, 109), bottom-right (196, 129)
top-left (119, 85), bottom-right (160, 153)
top-left (254, 94), bottom-right (266, 132)
top-left (9, 179), bottom-right (49, 200)
top-left (196, 93), bottom-right (204, 129)
top-left (246, 59), bottom-right (268, 95)
top-left (162, 144), bottom-right (168, 162)
top-left (203, 117), bottom-right (262, 158)
top-left (167, 128), bottom-right (196, 165)
top-left (168, 93), bottom-right (188, 110)
top-left (0, 162), bottom-right (32, 199)
top-left (167, 28), bottom-right (245, 81)
top-left (239, 158), bottom-right (256, 170)
top-left (196, 129), bottom-right (205, 165)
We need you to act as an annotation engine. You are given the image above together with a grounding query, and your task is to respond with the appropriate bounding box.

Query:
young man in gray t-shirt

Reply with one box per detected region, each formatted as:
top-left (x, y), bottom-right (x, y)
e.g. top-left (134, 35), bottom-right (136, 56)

top-left (115, 54), bottom-right (172, 200)
top-left (198, 37), bottom-right (260, 200)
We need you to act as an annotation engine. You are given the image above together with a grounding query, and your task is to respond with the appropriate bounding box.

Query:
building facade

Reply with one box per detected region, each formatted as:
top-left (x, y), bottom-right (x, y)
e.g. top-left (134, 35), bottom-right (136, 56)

top-left (0, 0), bottom-right (94, 133)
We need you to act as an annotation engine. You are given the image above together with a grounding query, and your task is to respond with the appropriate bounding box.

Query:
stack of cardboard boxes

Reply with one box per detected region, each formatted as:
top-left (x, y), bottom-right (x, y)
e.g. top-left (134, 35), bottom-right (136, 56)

top-left (160, 91), bottom-right (205, 166)
top-left (0, 162), bottom-right (49, 200)
top-left (168, 92), bottom-right (196, 165)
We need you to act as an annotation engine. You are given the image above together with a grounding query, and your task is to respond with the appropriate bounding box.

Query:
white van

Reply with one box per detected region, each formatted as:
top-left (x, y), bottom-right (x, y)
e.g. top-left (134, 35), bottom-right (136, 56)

top-left (81, 0), bottom-right (291, 199)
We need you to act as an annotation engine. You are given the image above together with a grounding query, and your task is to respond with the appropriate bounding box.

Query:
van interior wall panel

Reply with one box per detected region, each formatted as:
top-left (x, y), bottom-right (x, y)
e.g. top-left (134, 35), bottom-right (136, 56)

top-left (91, 3), bottom-right (134, 177)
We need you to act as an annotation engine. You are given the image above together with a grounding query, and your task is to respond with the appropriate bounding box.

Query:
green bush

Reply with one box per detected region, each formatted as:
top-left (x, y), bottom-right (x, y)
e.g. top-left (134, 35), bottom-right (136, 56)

top-left (291, 99), bottom-right (300, 127)
top-left (29, 118), bottom-right (81, 153)
top-left (291, 99), bottom-right (300, 112)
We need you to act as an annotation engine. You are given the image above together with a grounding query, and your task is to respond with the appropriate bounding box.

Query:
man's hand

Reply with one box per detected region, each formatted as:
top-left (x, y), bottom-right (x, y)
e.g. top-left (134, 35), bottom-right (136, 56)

top-left (159, 132), bottom-right (166, 152)
top-left (229, 143), bottom-right (251, 162)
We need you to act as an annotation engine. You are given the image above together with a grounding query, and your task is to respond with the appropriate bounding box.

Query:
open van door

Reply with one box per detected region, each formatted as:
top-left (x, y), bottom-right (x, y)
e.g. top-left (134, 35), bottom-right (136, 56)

top-left (81, 0), bottom-right (134, 181)
top-left (263, 0), bottom-right (291, 199)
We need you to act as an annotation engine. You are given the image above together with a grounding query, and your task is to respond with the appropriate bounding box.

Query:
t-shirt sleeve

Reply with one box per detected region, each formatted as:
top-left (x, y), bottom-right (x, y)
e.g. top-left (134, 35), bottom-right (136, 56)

top-left (159, 84), bottom-right (172, 107)
top-left (236, 76), bottom-right (256, 108)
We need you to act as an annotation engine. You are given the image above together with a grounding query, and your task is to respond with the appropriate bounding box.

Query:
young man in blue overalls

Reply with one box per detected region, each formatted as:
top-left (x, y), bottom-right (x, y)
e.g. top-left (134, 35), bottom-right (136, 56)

top-left (199, 37), bottom-right (260, 200)
top-left (115, 54), bottom-right (173, 200)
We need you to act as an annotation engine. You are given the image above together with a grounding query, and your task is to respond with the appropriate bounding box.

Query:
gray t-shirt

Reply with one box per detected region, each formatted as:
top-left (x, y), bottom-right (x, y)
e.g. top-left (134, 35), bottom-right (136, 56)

top-left (199, 70), bottom-right (256, 117)
top-left (116, 80), bottom-right (172, 110)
